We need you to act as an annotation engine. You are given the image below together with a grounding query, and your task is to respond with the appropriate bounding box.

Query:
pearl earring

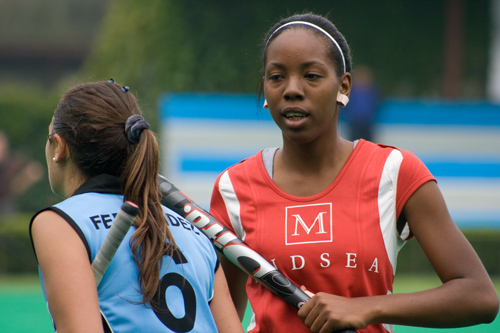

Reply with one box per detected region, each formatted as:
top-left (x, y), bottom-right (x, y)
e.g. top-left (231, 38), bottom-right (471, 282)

top-left (53, 157), bottom-right (56, 162)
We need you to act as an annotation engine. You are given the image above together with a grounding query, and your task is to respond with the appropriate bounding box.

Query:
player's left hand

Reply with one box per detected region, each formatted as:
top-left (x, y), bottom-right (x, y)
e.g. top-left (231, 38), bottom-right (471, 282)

top-left (297, 286), bottom-right (366, 333)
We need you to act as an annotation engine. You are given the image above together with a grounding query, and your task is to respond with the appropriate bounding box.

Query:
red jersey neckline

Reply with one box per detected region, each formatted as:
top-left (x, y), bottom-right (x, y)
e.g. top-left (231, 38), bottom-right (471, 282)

top-left (256, 139), bottom-right (367, 201)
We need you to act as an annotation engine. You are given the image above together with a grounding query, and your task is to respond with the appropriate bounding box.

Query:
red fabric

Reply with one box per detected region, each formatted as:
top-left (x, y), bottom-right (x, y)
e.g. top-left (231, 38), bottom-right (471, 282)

top-left (210, 140), bottom-right (435, 332)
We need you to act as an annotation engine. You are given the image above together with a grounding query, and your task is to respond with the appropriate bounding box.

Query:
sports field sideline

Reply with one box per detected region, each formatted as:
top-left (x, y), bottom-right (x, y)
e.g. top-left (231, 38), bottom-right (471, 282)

top-left (1, 274), bottom-right (498, 332)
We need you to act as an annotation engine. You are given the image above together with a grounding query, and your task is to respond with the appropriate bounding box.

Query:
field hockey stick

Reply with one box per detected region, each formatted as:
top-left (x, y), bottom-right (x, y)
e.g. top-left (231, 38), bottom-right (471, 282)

top-left (91, 201), bottom-right (139, 286)
top-left (158, 175), bottom-right (356, 333)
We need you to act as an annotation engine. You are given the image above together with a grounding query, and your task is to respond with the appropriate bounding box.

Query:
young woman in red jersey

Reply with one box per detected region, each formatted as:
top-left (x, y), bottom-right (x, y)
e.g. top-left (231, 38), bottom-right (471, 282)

top-left (209, 13), bottom-right (498, 333)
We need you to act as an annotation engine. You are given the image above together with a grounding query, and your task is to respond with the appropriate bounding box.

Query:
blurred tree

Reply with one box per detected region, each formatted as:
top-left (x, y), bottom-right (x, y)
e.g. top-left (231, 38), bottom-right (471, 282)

top-left (82, 0), bottom-right (490, 124)
top-left (0, 0), bottom-right (491, 213)
top-left (83, 0), bottom-right (265, 124)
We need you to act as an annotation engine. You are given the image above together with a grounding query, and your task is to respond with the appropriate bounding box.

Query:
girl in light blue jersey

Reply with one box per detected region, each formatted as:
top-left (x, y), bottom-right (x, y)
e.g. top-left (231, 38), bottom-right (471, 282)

top-left (30, 80), bottom-right (243, 333)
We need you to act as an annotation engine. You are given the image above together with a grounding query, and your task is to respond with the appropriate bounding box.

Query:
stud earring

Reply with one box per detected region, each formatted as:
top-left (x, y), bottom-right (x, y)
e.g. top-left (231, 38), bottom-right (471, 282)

top-left (53, 157), bottom-right (56, 162)
top-left (263, 99), bottom-right (268, 109)
top-left (336, 92), bottom-right (349, 107)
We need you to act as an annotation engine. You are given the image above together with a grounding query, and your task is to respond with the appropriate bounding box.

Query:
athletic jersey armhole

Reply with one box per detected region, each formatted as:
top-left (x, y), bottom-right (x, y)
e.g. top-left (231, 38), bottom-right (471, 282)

top-left (207, 257), bottom-right (221, 305)
top-left (29, 207), bottom-right (92, 263)
top-left (29, 207), bottom-right (49, 261)
top-left (395, 149), bottom-right (436, 240)
top-left (214, 257), bottom-right (220, 274)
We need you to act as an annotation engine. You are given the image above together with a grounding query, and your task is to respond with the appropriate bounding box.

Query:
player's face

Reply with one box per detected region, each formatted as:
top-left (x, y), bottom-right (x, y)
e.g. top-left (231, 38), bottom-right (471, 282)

top-left (263, 28), bottom-right (344, 144)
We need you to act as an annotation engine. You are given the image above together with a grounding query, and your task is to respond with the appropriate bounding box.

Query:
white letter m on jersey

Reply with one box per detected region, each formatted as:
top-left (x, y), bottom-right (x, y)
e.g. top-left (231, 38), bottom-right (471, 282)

top-left (292, 212), bottom-right (327, 235)
top-left (285, 203), bottom-right (333, 245)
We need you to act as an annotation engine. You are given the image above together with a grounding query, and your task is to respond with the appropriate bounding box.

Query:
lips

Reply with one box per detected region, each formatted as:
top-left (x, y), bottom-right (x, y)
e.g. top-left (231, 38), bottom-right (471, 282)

top-left (281, 107), bottom-right (309, 121)
top-left (284, 112), bottom-right (306, 120)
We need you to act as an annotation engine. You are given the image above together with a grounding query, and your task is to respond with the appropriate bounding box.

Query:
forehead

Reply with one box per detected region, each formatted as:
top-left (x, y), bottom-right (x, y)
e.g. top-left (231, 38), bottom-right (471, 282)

top-left (265, 28), bottom-right (334, 66)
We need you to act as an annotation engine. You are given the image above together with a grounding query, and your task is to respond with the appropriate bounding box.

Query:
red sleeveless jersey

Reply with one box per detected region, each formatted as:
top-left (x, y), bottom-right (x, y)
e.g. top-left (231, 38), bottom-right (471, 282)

top-left (210, 140), bottom-right (435, 333)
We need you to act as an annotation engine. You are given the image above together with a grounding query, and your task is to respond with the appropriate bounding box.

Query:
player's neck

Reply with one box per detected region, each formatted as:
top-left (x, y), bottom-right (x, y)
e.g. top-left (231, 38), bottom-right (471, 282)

top-left (273, 137), bottom-right (354, 196)
top-left (62, 166), bottom-right (89, 198)
top-left (279, 135), bottom-right (352, 169)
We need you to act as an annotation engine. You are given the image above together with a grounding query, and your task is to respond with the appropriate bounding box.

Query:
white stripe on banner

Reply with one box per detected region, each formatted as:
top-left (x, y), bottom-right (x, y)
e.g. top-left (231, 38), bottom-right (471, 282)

top-left (161, 118), bottom-right (282, 209)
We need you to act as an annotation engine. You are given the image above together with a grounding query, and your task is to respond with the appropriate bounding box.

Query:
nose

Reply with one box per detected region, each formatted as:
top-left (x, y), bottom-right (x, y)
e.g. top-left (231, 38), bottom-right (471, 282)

top-left (283, 75), bottom-right (304, 101)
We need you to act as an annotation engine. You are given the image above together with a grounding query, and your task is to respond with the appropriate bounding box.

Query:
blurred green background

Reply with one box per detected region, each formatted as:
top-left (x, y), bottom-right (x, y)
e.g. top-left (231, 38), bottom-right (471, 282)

top-left (0, 0), bottom-right (493, 211)
top-left (0, 0), bottom-right (498, 331)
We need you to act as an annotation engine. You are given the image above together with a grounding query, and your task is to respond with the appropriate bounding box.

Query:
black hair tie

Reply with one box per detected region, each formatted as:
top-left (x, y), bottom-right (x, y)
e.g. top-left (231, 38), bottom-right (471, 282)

top-left (125, 115), bottom-right (150, 144)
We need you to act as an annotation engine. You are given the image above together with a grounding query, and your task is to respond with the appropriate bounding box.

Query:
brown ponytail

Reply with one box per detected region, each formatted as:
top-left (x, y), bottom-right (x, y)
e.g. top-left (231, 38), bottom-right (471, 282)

top-left (123, 127), bottom-right (177, 307)
top-left (53, 80), bottom-right (176, 307)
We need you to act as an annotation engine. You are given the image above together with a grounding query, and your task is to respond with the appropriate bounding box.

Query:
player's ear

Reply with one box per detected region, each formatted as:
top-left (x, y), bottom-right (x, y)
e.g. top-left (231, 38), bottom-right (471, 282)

top-left (336, 73), bottom-right (352, 107)
top-left (52, 133), bottom-right (70, 163)
top-left (339, 72), bottom-right (352, 97)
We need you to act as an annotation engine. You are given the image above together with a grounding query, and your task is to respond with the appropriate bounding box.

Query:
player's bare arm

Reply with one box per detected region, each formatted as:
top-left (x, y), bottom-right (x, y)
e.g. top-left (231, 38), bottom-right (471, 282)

top-left (210, 266), bottom-right (245, 333)
top-left (32, 210), bottom-right (104, 333)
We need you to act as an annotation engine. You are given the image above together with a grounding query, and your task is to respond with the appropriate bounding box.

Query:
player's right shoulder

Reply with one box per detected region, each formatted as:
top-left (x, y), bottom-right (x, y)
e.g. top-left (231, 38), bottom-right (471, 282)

top-left (214, 157), bottom-right (249, 184)
top-left (31, 209), bottom-right (77, 251)
top-left (222, 150), bottom-right (263, 175)
top-left (32, 209), bottom-right (68, 229)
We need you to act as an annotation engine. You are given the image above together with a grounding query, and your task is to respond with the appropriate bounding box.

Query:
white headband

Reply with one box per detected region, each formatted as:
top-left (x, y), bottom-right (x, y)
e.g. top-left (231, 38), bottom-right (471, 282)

top-left (266, 21), bottom-right (346, 74)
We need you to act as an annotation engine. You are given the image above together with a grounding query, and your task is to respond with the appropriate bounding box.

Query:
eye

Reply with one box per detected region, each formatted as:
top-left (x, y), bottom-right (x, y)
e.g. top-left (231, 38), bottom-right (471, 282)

top-left (268, 73), bottom-right (284, 81)
top-left (305, 73), bottom-right (322, 80)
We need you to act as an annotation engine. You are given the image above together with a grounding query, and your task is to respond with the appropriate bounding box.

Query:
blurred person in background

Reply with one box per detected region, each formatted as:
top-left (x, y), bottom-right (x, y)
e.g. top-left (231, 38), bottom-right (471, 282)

top-left (343, 65), bottom-right (380, 142)
top-left (0, 131), bottom-right (42, 215)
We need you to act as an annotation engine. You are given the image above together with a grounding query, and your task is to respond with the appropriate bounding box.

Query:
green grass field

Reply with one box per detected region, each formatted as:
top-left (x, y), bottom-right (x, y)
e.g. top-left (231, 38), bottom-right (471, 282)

top-left (1, 274), bottom-right (498, 332)
top-left (0, 275), bottom-right (53, 332)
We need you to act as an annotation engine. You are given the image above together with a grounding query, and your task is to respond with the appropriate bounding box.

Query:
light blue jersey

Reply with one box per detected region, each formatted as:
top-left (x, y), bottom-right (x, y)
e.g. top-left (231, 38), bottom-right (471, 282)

top-left (31, 175), bottom-right (219, 332)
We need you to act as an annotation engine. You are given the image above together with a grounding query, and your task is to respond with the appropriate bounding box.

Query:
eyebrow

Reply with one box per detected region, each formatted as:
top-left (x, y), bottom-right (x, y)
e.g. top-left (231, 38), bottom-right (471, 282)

top-left (266, 60), bottom-right (328, 71)
top-left (266, 62), bottom-right (286, 70)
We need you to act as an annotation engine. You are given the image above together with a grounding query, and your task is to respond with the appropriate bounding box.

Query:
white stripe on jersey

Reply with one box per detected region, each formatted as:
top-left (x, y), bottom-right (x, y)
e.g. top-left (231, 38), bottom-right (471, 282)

top-left (378, 149), bottom-right (405, 275)
top-left (219, 171), bottom-right (247, 241)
